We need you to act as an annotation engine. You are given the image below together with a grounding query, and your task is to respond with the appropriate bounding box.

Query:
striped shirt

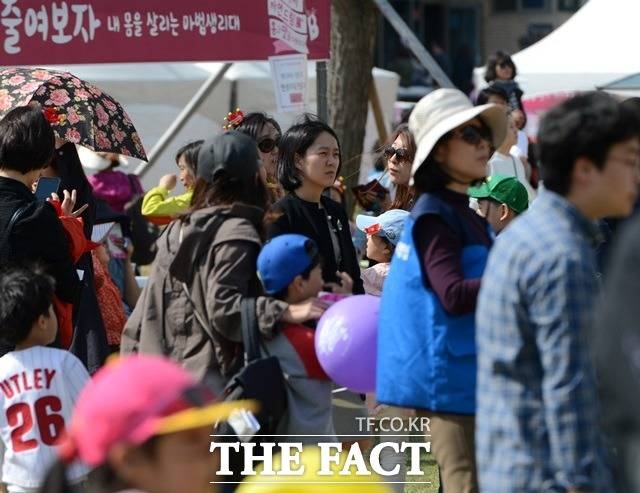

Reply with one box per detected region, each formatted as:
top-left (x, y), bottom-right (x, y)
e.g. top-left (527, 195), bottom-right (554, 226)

top-left (476, 190), bottom-right (613, 492)
top-left (0, 347), bottom-right (90, 488)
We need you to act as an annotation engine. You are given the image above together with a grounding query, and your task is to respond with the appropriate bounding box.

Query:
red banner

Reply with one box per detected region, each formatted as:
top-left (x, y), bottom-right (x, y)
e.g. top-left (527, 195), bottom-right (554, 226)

top-left (0, 0), bottom-right (330, 64)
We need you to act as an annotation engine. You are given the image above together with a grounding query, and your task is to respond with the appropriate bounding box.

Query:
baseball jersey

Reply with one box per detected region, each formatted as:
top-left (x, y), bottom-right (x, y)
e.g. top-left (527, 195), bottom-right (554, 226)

top-left (0, 347), bottom-right (90, 488)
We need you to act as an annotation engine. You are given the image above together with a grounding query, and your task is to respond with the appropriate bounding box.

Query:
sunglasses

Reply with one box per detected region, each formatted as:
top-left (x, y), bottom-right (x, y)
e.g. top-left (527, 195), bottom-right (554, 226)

top-left (497, 61), bottom-right (512, 69)
top-left (447, 124), bottom-right (493, 146)
top-left (257, 135), bottom-right (280, 153)
top-left (382, 145), bottom-right (411, 162)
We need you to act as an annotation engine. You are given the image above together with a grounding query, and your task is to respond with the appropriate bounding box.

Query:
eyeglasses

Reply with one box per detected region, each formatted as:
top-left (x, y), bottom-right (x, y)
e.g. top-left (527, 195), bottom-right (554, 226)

top-left (382, 145), bottom-right (411, 162)
top-left (257, 135), bottom-right (280, 153)
top-left (446, 124), bottom-right (493, 147)
top-left (498, 61), bottom-right (512, 69)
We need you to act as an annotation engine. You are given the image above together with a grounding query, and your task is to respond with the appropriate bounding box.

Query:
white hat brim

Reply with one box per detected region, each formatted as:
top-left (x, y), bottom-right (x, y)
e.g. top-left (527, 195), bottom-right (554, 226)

top-left (411, 103), bottom-right (507, 177)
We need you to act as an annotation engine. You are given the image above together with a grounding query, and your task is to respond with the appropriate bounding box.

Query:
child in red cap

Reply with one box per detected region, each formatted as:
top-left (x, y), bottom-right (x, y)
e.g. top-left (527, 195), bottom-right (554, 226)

top-left (42, 355), bottom-right (255, 493)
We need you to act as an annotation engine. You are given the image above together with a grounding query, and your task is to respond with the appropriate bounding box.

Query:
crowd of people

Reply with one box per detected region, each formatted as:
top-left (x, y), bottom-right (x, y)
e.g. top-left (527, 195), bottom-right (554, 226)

top-left (0, 48), bottom-right (639, 493)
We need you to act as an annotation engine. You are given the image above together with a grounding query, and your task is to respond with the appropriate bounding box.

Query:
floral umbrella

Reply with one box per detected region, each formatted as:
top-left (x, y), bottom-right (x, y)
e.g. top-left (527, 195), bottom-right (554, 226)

top-left (0, 67), bottom-right (147, 161)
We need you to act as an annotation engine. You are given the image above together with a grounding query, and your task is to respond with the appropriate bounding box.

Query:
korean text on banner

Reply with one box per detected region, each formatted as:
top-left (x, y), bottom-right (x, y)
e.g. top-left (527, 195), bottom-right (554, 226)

top-left (0, 0), bottom-right (330, 65)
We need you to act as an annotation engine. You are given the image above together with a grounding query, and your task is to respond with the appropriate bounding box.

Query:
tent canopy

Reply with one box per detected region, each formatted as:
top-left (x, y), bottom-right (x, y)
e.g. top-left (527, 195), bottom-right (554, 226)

top-left (46, 62), bottom-right (399, 189)
top-left (475, 0), bottom-right (640, 96)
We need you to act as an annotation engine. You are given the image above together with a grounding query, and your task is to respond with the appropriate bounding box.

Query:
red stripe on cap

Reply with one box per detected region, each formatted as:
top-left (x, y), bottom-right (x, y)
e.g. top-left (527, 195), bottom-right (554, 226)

top-left (364, 223), bottom-right (381, 235)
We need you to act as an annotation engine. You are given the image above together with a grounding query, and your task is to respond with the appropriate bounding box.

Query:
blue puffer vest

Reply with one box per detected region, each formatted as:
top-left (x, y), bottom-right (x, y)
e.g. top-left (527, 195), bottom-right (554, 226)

top-left (376, 193), bottom-right (491, 414)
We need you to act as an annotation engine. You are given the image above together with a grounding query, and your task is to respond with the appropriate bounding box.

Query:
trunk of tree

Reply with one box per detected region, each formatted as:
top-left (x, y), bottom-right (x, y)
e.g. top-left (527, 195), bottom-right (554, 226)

top-left (328, 0), bottom-right (378, 215)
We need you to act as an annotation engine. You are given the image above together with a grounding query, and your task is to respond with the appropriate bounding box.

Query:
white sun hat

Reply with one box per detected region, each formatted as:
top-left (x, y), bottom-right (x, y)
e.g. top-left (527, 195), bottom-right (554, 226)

top-left (408, 88), bottom-right (508, 177)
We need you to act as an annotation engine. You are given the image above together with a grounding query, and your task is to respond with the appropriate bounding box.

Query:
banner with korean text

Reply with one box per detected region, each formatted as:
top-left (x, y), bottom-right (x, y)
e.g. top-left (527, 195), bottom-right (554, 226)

top-left (0, 0), bottom-right (330, 64)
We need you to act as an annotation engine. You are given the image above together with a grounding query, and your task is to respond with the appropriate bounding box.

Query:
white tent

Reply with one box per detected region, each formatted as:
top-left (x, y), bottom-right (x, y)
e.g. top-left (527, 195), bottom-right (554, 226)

top-left (475, 0), bottom-right (640, 96)
top-left (47, 62), bottom-right (399, 191)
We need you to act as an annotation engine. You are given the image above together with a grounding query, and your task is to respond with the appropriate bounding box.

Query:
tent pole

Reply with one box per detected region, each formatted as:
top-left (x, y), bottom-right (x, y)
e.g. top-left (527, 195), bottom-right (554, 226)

top-left (316, 60), bottom-right (329, 122)
top-left (371, 0), bottom-right (454, 88)
top-left (135, 62), bottom-right (233, 177)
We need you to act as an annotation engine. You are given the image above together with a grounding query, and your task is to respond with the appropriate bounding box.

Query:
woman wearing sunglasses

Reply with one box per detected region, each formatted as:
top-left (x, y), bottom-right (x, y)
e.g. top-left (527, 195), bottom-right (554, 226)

top-left (377, 89), bottom-right (507, 492)
top-left (484, 50), bottom-right (524, 114)
top-left (382, 123), bottom-right (417, 211)
top-left (233, 111), bottom-right (284, 204)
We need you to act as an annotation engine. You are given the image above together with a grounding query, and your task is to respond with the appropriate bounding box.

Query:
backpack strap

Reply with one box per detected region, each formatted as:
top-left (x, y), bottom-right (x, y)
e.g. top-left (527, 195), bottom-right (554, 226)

top-left (240, 298), bottom-right (260, 363)
top-left (0, 204), bottom-right (31, 259)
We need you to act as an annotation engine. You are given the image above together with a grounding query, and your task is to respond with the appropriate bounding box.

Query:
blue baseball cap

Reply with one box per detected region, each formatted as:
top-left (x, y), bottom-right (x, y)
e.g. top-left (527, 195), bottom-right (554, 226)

top-left (257, 234), bottom-right (319, 295)
top-left (355, 209), bottom-right (410, 245)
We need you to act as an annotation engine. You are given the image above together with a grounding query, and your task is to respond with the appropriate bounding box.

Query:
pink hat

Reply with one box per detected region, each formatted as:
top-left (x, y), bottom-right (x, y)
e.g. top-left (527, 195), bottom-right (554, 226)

top-left (58, 355), bottom-right (255, 466)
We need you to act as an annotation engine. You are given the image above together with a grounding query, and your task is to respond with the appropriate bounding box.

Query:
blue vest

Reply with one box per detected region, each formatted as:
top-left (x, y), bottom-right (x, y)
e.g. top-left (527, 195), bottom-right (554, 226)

top-left (376, 193), bottom-right (490, 414)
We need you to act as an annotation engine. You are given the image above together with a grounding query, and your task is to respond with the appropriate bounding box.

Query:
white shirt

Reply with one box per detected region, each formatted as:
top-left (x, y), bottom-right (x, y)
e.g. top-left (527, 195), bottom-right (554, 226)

top-left (488, 151), bottom-right (537, 203)
top-left (0, 348), bottom-right (90, 488)
top-left (510, 130), bottom-right (529, 159)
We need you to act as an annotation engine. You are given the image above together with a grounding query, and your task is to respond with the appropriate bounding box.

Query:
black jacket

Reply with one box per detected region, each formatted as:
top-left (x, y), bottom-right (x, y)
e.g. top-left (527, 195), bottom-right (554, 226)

top-left (0, 176), bottom-right (79, 303)
top-left (267, 193), bottom-right (364, 294)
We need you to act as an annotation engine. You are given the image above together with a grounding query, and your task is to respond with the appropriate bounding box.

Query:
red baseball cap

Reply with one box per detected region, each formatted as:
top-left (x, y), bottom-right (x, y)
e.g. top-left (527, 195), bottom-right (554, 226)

top-left (58, 355), bottom-right (255, 466)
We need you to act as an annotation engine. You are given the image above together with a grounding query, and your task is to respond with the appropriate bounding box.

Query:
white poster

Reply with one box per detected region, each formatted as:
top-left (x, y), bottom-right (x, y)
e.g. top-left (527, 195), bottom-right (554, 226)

top-left (269, 53), bottom-right (308, 113)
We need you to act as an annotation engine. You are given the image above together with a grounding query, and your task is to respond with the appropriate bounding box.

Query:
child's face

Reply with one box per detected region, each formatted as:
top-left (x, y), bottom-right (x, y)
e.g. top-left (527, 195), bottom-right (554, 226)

top-left (366, 234), bottom-right (392, 263)
top-left (116, 426), bottom-right (217, 493)
top-left (177, 155), bottom-right (195, 189)
top-left (496, 61), bottom-right (514, 80)
top-left (297, 264), bottom-right (324, 300)
top-left (41, 304), bottom-right (58, 345)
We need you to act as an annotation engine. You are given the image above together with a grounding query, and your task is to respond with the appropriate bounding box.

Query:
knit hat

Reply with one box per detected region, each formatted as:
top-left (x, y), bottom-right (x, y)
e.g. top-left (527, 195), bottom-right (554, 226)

top-left (468, 174), bottom-right (529, 214)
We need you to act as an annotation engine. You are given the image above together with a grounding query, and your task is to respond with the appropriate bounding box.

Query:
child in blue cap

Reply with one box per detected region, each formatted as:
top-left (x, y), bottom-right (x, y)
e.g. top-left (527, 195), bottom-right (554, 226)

top-left (355, 209), bottom-right (410, 295)
top-left (257, 234), bottom-right (335, 442)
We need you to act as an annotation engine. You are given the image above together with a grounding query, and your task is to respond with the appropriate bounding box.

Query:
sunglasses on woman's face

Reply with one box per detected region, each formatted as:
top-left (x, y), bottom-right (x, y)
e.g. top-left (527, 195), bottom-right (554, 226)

top-left (257, 135), bottom-right (280, 153)
top-left (449, 124), bottom-right (493, 146)
top-left (498, 61), bottom-right (512, 69)
top-left (383, 145), bottom-right (411, 162)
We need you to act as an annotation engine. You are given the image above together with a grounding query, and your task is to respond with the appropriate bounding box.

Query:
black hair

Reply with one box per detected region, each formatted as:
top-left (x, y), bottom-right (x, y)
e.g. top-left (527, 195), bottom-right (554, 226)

top-left (476, 86), bottom-right (508, 106)
top-left (175, 140), bottom-right (204, 176)
top-left (484, 51), bottom-right (517, 83)
top-left (0, 105), bottom-right (54, 173)
top-left (278, 114), bottom-right (342, 192)
top-left (49, 142), bottom-right (96, 237)
top-left (0, 266), bottom-right (55, 345)
top-left (235, 112), bottom-right (282, 141)
top-left (385, 124), bottom-right (417, 211)
top-left (271, 241), bottom-right (322, 301)
top-left (189, 172), bottom-right (268, 215)
top-left (538, 91), bottom-right (640, 196)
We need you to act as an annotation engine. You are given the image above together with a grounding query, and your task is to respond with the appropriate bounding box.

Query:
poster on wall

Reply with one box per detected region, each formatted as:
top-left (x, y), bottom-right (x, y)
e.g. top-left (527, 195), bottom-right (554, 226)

top-left (269, 53), bottom-right (307, 113)
top-left (0, 0), bottom-right (330, 64)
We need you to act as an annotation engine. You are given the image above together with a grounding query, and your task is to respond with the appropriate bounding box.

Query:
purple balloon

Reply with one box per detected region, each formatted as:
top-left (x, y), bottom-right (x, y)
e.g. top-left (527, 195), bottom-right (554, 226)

top-left (314, 295), bottom-right (380, 393)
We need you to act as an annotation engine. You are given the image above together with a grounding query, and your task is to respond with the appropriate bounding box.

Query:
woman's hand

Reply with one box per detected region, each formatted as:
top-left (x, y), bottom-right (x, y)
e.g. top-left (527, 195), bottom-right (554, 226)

top-left (51, 190), bottom-right (88, 218)
top-left (281, 297), bottom-right (330, 324)
top-left (324, 271), bottom-right (354, 295)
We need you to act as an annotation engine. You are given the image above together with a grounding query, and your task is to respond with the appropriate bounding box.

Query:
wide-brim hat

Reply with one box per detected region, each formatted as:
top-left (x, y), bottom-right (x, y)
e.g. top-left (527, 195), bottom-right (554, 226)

top-left (409, 88), bottom-right (508, 177)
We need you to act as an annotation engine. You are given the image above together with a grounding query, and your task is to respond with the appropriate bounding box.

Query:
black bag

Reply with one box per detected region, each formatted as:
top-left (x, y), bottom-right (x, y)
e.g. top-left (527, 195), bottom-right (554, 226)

top-left (123, 175), bottom-right (160, 266)
top-left (221, 298), bottom-right (287, 436)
